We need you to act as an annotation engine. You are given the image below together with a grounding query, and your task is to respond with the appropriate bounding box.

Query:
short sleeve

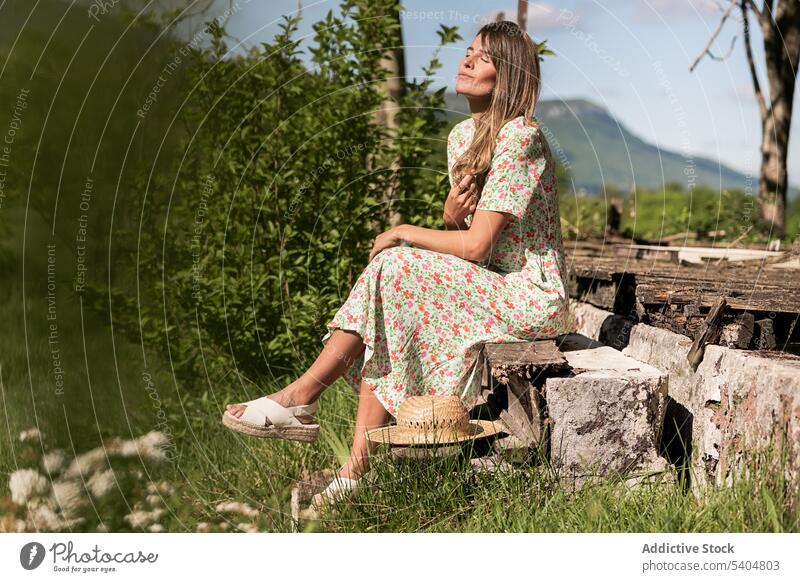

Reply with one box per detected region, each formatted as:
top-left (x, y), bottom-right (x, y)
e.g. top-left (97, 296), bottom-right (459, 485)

top-left (475, 123), bottom-right (545, 221)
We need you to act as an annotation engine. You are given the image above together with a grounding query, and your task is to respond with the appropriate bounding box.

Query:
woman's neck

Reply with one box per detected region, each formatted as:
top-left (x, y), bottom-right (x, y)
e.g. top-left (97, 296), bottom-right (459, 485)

top-left (467, 95), bottom-right (491, 124)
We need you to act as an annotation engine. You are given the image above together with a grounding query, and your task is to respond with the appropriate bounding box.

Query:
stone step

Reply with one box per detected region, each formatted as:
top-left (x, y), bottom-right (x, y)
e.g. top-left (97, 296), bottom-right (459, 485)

top-left (545, 333), bottom-right (670, 486)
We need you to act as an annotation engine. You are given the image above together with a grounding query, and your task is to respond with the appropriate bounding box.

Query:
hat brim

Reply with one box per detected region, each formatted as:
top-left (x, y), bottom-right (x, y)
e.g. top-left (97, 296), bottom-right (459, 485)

top-left (365, 419), bottom-right (507, 446)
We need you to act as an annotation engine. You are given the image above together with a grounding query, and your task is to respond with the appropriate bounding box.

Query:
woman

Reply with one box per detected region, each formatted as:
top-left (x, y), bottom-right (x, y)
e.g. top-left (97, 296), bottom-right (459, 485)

top-left (223, 20), bottom-right (569, 506)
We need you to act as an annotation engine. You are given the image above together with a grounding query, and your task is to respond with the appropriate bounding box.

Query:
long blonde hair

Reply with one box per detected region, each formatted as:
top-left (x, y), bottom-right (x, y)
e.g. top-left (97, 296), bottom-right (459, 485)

top-left (451, 21), bottom-right (542, 193)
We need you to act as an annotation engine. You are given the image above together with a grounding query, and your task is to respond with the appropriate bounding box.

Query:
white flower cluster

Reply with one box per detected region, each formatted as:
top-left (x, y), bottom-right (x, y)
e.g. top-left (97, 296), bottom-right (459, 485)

top-left (195, 501), bottom-right (261, 533)
top-left (1, 428), bottom-right (174, 533)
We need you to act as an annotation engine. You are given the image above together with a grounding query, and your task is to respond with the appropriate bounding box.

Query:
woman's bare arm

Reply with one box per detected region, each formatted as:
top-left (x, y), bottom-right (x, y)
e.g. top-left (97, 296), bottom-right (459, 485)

top-left (398, 209), bottom-right (510, 263)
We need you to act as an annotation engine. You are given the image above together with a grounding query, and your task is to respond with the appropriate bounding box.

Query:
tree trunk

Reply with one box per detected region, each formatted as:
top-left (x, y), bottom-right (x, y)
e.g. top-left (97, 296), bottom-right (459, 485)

top-left (373, 0), bottom-right (406, 229)
top-left (517, 0), bottom-right (528, 30)
top-left (746, 0), bottom-right (800, 237)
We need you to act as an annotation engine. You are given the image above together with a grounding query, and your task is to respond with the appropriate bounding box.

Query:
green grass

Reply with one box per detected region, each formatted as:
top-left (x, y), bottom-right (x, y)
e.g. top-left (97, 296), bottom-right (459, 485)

top-left (560, 185), bottom-right (800, 243)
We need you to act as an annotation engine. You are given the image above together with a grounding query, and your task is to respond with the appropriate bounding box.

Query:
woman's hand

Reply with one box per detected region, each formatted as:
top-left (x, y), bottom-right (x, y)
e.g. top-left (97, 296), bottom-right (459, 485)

top-left (443, 173), bottom-right (478, 229)
top-left (368, 225), bottom-right (408, 262)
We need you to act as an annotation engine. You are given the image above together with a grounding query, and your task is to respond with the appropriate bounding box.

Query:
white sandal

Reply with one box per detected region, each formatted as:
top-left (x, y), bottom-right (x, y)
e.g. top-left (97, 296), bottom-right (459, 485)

top-left (311, 475), bottom-right (361, 511)
top-left (222, 396), bottom-right (320, 443)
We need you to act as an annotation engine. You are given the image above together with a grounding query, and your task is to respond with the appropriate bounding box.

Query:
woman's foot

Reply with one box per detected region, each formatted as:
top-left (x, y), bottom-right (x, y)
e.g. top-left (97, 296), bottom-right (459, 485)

top-left (225, 382), bottom-right (317, 424)
top-left (310, 465), bottom-right (363, 511)
top-left (310, 463), bottom-right (364, 509)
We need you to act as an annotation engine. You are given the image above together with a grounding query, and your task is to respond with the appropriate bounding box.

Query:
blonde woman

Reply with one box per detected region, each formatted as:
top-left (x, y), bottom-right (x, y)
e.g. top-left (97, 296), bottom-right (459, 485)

top-left (223, 20), bottom-right (569, 508)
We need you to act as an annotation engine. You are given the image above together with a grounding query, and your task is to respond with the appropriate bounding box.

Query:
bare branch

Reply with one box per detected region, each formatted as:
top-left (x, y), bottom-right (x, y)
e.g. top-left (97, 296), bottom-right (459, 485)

top-left (743, 0), bottom-right (764, 20)
top-left (689, 0), bottom-right (738, 72)
top-left (741, 0), bottom-right (769, 119)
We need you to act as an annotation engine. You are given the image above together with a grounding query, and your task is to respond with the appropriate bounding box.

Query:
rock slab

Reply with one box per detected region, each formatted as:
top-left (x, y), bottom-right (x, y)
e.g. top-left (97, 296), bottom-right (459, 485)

top-left (546, 335), bottom-right (669, 484)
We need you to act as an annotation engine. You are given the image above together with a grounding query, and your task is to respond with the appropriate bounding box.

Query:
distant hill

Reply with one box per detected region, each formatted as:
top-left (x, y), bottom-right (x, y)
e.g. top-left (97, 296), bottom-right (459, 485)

top-left (442, 94), bottom-right (751, 194)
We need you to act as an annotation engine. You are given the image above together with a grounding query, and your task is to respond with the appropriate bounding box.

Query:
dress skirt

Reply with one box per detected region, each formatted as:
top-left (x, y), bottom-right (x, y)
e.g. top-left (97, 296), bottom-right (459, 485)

top-left (320, 245), bottom-right (568, 417)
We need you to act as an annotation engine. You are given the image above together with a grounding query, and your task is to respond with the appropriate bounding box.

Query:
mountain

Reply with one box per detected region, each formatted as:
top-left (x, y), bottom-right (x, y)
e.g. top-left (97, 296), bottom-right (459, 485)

top-left (442, 94), bottom-right (750, 194)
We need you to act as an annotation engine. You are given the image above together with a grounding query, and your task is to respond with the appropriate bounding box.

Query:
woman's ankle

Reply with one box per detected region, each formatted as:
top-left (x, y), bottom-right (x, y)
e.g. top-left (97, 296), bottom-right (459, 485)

top-left (339, 459), bottom-right (368, 480)
top-left (279, 379), bottom-right (320, 405)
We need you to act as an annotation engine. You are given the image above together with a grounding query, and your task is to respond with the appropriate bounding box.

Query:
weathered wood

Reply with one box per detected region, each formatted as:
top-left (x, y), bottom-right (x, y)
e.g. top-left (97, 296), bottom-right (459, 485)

top-left (754, 318), bottom-right (777, 350)
top-left (688, 297), bottom-right (727, 370)
top-left (615, 244), bottom-right (784, 264)
top-left (483, 340), bottom-right (569, 389)
top-left (569, 275), bottom-right (618, 310)
top-left (720, 312), bottom-right (755, 348)
top-left (483, 340), bottom-right (566, 369)
top-left (635, 283), bottom-right (794, 312)
top-left (497, 375), bottom-right (544, 448)
top-left (569, 255), bottom-right (800, 298)
top-left (478, 341), bottom-right (562, 450)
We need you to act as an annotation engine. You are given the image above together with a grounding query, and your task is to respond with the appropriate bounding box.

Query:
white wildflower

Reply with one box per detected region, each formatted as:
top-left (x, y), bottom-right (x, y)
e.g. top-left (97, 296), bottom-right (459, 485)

top-left (26, 502), bottom-right (85, 532)
top-left (41, 450), bottom-right (68, 475)
top-left (215, 501), bottom-right (259, 519)
top-left (236, 522), bottom-right (258, 533)
top-left (124, 508), bottom-right (165, 529)
top-left (87, 469), bottom-right (115, 499)
top-left (0, 514), bottom-right (28, 533)
top-left (118, 431), bottom-right (169, 463)
top-left (146, 480), bottom-right (175, 496)
top-left (148, 524), bottom-right (164, 532)
top-left (26, 503), bottom-right (62, 531)
top-left (96, 523), bottom-right (109, 532)
top-left (9, 469), bottom-right (50, 506)
top-left (51, 480), bottom-right (89, 519)
top-left (138, 431), bottom-right (169, 463)
top-left (19, 428), bottom-right (42, 443)
top-left (196, 521), bottom-right (211, 532)
top-left (63, 447), bottom-right (108, 479)
top-left (124, 510), bottom-right (154, 529)
top-left (119, 440), bottom-right (139, 457)
top-left (219, 521), bottom-right (230, 531)
top-left (146, 494), bottom-right (161, 506)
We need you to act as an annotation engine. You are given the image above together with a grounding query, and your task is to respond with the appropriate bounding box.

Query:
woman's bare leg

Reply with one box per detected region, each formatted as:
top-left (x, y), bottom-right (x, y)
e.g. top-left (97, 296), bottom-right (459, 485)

top-left (226, 328), bottom-right (366, 420)
top-left (311, 378), bottom-right (390, 507)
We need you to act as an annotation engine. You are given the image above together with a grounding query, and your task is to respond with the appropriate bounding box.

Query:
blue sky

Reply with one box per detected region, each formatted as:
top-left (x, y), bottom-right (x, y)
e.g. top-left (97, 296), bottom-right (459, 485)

top-left (197, 0), bottom-right (799, 186)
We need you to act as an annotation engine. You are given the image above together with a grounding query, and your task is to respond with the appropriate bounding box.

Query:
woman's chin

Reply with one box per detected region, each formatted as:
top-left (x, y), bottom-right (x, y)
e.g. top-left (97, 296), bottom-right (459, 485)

top-left (455, 81), bottom-right (474, 96)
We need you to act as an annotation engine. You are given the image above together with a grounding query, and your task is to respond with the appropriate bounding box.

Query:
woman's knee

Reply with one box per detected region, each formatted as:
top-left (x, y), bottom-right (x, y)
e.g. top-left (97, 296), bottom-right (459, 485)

top-left (373, 245), bottom-right (410, 275)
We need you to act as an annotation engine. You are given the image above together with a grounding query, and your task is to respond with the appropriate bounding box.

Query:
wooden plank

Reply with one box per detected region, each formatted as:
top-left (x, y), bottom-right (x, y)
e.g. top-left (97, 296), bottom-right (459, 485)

top-left (636, 283), bottom-right (793, 312)
top-left (568, 274), bottom-right (618, 310)
top-left (497, 375), bottom-right (543, 448)
top-left (568, 255), bottom-right (800, 292)
top-left (484, 340), bottom-right (567, 368)
top-left (616, 244), bottom-right (785, 264)
top-left (688, 297), bottom-right (727, 370)
top-left (754, 318), bottom-right (777, 350)
top-left (720, 312), bottom-right (754, 348)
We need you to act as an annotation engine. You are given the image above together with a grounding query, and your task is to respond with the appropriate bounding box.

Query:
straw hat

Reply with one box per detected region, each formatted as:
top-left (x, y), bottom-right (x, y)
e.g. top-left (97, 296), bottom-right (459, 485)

top-left (365, 395), bottom-right (507, 446)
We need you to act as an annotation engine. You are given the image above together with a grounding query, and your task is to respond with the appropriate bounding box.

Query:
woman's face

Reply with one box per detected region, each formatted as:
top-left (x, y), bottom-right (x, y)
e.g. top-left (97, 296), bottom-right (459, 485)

top-left (456, 34), bottom-right (497, 97)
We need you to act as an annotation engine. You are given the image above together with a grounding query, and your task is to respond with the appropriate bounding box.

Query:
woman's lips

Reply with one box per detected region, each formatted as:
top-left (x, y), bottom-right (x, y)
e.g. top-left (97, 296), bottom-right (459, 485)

top-left (458, 73), bottom-right (473, 79)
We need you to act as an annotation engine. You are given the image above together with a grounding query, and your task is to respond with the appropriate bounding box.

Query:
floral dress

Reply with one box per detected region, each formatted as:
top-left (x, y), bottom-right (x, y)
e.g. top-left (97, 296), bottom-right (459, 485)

top-left (320, 115), bottom-right (570, 417)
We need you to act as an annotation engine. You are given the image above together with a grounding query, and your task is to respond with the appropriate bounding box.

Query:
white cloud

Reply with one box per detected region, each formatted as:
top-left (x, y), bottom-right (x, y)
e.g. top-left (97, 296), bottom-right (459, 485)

top-left (633, 0), bottom-right (721, 24)
top-left (488, 3), bottom-right (580, 31)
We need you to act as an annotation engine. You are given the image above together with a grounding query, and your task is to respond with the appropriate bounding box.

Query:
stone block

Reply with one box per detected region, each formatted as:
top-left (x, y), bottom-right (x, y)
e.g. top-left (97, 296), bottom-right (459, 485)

top-left (545, 337), bottom-right (669, 485)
